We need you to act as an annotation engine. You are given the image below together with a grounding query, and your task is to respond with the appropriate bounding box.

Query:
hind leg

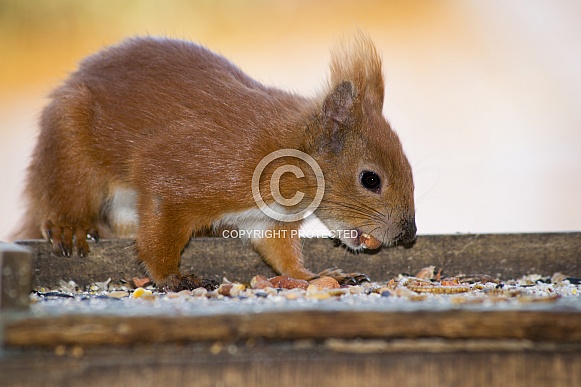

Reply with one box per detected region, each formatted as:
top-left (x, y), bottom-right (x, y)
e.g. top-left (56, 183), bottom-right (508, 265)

top-left (25, 84), bottom-right (106, 256)
top-left (33, 170), bottom-right (104, 258)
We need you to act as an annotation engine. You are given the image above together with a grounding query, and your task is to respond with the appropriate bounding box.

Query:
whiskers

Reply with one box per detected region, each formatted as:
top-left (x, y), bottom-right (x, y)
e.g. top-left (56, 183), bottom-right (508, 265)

top-left (264, 182), bottom-right (396, 249)
top-left (315, 186), bottom-right (391, 243)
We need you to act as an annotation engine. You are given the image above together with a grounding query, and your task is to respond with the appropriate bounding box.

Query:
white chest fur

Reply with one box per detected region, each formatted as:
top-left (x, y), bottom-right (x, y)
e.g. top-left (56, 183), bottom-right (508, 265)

top-left (106, 188), bottom-right (322, 239)
top-left (107, 187), bottom-right (139, 236)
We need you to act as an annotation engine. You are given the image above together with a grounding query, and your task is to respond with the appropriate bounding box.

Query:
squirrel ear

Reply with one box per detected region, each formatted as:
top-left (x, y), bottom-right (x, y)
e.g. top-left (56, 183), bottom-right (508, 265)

top-left (321, 81), bottom-right (357, 151)
top-left (323, 80), bottom-right (356, 125)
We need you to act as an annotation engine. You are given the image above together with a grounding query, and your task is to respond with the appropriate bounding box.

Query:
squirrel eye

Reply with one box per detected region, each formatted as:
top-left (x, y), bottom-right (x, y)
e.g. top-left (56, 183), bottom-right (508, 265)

top-left (360, 171), bottom-right (381, 192)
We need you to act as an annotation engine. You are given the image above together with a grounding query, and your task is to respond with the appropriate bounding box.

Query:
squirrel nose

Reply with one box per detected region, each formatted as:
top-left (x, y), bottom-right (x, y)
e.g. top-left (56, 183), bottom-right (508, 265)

top-left (399, 216), bottom-right (417, 247)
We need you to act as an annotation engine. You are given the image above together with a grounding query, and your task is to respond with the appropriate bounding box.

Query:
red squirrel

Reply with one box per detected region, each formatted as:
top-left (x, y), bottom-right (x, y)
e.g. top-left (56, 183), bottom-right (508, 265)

top-left (16, 34), bottom-right (416, 291)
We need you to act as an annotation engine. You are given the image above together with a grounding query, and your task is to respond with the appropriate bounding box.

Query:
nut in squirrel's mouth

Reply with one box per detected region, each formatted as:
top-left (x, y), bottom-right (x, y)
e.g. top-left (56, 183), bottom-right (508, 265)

top-left (339, 230), bottom-right (383, 250)
top-left (358, 232), bottom-right (383, 249)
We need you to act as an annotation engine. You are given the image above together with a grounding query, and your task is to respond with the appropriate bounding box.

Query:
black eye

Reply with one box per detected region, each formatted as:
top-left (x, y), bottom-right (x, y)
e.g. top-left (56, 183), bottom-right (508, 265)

top-left (360, 171), bottom-right (381, 191)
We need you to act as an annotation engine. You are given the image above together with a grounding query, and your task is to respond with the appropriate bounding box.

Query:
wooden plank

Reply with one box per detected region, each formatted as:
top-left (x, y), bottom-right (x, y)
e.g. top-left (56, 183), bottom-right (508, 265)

top-left (0, 243), bottom-right (32, 309)
top-left (0, 341), bottom-right (580, 387)
top-left (4, 308), bottom-right (581, 347)
top-left (17, 232), bottom-right (581, 288)
top-left (2, 234), bottom-right (580, 386)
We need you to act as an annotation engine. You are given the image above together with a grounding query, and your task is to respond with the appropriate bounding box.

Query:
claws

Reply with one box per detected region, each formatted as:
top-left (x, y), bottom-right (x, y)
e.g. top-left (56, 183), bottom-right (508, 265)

top-left (160, 274), bottom-right (220, 292)
top-left (42, 220), bottom-right (100, 258)
top-left (338, 276), bottom-right (357, 286)
top-left (339, 273), bottom-right (371, 286)
top-left (87, 228), bottom-right (100, 242)
top-left (44, 221), bottom-right (54, 242)
top-left (199, 278), bottom-right (220, 291)
top-left (179, 275), bottom-right (220, 292)
top-left (76, 238), bottom-right (90, 258)
top-left (318, 268), bottom-right (371, 286)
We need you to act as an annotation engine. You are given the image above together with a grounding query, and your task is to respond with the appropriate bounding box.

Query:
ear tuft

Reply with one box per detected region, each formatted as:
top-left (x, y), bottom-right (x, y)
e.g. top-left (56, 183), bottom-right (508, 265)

top-left (328, 32), bottom-right (385, 111)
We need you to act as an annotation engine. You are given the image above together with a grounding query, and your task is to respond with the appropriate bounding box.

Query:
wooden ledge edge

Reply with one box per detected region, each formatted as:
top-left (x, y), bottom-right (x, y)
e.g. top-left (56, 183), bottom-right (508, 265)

top-left (4, 309), bottom-right (581, 347)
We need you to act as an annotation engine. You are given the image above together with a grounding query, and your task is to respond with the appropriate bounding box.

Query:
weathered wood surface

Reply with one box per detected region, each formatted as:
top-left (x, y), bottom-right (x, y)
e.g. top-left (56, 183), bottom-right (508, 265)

top-left (0, 243), bottom-right (32, 310)
top-left (1, 341), bottom-right (580, 387)
top-left (4, 308), bottom-right (581, 347)
top-left (17, 232), bottom-right (581, 288)
top-left (2, 233), bottom-right (581, 386)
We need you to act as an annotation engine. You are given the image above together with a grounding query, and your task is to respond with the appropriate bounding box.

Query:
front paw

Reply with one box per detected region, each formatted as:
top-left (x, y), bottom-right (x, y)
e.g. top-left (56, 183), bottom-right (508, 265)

top-left (317, 268), bottom-right (371, 286)
top-left (158, 274), bottom-right (219, 292)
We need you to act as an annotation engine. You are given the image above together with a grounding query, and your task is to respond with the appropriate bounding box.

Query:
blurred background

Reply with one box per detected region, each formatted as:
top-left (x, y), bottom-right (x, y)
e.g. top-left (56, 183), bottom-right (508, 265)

top-left (1, 0), bottom-right (580, 241)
